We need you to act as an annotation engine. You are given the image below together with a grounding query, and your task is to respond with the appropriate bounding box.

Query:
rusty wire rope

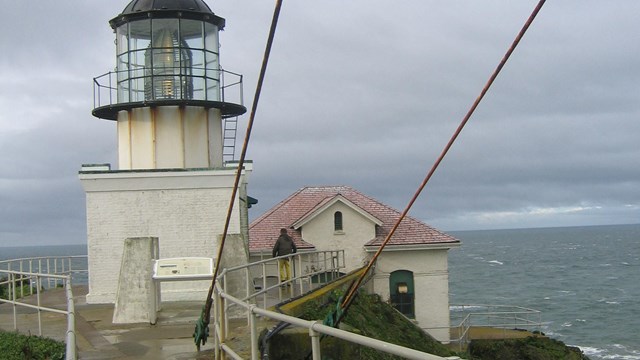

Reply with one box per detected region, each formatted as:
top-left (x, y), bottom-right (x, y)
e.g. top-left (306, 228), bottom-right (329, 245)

top-left (339, 0), bottom-right (547, 317)
top-left (195, 0), bottom-right (284, 350)
top-left (197, 0), bottom-right (547, 352)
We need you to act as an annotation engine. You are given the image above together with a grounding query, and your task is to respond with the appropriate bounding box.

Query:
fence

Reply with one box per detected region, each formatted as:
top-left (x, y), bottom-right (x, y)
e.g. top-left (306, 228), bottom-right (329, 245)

top-left (445, 304), bottom-right (543, 349)
top-left (212, 250), bottom-right (459, 360)
top-left (93, 68), bottom-right (244, 113)
top-left (0, 256), bottom-right (88, 360)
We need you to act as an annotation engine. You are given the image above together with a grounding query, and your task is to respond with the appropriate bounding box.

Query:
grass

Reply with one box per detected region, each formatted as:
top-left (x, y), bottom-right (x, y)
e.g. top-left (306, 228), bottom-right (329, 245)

top-left (0, 331), bottom-right (65, 360)
top-left (295, 290), bottom-right (461, 359)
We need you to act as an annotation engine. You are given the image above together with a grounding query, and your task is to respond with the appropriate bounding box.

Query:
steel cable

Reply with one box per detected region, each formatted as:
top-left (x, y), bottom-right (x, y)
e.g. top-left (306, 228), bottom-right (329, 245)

top-left (339, 0), bottom-right (547, 319)
top-left (195, 0), bottom-right (285, 350)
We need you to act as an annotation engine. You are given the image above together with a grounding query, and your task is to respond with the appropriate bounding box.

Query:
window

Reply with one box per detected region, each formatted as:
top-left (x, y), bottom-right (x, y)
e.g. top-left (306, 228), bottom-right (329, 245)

top-left (334, 211), bottom-right (343, 232)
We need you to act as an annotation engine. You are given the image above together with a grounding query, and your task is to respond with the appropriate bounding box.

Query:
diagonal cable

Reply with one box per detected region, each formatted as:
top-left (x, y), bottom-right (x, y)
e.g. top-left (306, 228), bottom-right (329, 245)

top-left (195, 0), bottom-right (284, 349)
top-left (340, 0), bottom-right (547, 316)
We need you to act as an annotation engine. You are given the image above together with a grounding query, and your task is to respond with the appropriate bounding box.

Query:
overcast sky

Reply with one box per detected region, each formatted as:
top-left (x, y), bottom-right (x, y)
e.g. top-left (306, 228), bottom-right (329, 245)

top-left (1, 1), bottom-right (638, 247)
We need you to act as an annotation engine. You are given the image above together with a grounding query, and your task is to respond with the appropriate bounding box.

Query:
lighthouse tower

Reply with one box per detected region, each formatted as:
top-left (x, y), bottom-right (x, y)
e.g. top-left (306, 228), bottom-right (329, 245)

top-left (80, 0), bottom-right (252, 305)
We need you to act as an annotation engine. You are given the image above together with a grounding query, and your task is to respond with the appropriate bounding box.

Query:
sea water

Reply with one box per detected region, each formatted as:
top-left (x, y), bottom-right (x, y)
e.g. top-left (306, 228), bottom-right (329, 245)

top-left (1, 225), bottom-right (638, 359)
top-left (449, 224), bottom-right (640, 360)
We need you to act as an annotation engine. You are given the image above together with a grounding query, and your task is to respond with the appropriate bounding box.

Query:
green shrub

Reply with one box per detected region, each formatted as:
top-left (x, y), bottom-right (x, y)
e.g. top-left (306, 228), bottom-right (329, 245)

top-left (0, 276), bottom-right (37, 300)
top-left (0, 331), bottom-right (65, 360)
top-left (468, 337), bottom-right (590, 360)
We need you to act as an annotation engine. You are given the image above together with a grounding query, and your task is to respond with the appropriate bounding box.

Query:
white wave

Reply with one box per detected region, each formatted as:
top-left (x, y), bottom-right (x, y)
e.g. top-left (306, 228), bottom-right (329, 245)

top-left (577, 343), bottom-right (640, 360)
top-left (562, 322), bottom-right (572, 327)
top-left (488, 260), bottom-right (503, 265)
top-left (602, 355), bottom-right (640, 360)
top-left (578, 345), bottom-right (605, 357)
top-left (449, 305), bottom-right (487, 312)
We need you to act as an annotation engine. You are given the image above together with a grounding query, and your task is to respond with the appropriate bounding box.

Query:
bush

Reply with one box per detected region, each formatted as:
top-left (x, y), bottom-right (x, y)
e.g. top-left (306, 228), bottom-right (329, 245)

top-left (468, 337), bottom-right (590, 360)
top-left (0, 331), bottom-right (65, 360)
top-left (0, 276), bottom-right (37, 300)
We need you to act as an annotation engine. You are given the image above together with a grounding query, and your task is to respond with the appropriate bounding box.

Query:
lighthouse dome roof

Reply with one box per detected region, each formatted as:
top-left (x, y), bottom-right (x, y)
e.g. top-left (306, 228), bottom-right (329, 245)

top-left (111, 0), bottom-right (224, 28)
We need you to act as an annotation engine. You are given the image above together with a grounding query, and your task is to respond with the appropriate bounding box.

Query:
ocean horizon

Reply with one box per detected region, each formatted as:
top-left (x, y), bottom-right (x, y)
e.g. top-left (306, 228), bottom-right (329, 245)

top-left (2, 223), bottom-right (639, 359)
top-left (449, 223), bottom-right (640, 360)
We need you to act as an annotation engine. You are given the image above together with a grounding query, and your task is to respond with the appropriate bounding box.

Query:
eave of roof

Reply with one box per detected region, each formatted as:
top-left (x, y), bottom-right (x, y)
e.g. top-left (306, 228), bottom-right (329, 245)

top-left (364, 241), bottom-right (461, 252)
top-left (291, 194), bottom-right (383, 229)
top-left (248, 186), bottom-right (459, 252)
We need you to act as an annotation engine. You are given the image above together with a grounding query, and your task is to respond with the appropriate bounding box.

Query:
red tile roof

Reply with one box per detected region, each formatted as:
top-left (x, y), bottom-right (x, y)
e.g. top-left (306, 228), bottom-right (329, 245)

top-left (249, 186), bottom-right (459, 252)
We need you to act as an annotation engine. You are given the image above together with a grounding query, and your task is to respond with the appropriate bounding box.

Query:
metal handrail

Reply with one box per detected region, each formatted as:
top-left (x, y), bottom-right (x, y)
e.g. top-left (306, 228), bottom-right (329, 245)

top-left (92, 67), bottom-right (244, 109)
top-left (214, 250), bottom-right (345, 331)
top-left (444, 304), bottom-right (543, 349)
top-left (0, 256), bottom-right (86, 360)
top-left (0, 255), bottom-right (88, 295)
top-left (212, 250), bottom-right (458, 360)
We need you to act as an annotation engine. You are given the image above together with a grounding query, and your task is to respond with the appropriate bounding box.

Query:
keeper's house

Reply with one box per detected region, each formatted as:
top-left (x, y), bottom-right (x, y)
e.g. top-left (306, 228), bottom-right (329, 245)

top-left (248, 186), bottom-right (460, 343)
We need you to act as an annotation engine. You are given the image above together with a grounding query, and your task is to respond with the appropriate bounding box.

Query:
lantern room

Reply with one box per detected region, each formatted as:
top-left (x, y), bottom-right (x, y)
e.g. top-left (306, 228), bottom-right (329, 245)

top-left (92, 0), bottom-right (246, 170)
top-left (111, 1), bottom-right (223, 104)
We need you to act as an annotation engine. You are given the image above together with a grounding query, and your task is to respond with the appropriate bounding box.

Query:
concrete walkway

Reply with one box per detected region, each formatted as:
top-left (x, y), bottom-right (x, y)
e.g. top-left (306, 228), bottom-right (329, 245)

top-left (0, 285), bottom-right (288, 359)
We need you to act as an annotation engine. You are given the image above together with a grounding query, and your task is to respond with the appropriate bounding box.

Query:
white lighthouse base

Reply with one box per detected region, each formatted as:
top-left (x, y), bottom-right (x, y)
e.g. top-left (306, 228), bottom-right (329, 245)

top-left (79, 165), bottom-right (252, 305)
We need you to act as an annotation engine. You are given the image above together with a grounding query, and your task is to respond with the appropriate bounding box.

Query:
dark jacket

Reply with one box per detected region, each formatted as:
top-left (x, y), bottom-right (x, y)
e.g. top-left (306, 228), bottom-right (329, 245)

top-left (272, 234), bottom-right (297, 257)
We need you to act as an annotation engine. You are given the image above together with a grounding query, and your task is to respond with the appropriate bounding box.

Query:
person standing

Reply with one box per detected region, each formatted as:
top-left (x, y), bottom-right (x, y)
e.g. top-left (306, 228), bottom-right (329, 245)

top-left (272, 228), bottom-right (297, 286)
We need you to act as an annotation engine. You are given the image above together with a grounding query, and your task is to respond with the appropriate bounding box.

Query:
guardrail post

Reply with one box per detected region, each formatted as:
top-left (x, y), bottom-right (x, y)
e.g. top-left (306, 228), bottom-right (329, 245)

top-left (218, 294), bottom-right (226, 360)
top-left (46, 258), bottom-right (51, 289)
top-left (261, 262), bottom-right (267, 308)
top-left (29, 261), bottom-right (34, 296)
top-left (65, 276), bottom-right (77, 360)
top-left (36, 275), bottom-right (43, 336)
top-left (223, 274), bottom-right (229, 336)
top-left (249, 305), bottom-right (259, 360)
top-left (19, 262), bottom-right (23, 298)
top-left (11, 273), bottom-right (17, 330)
top-left (309, 322), bottom-right (321, 360)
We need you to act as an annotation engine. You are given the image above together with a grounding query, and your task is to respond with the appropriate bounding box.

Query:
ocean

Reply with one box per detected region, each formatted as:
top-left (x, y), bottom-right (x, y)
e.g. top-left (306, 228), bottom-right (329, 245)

top-left (1, 225), bottom-right (638, 359)
top-left (449, 224), bottom-right (640, 360)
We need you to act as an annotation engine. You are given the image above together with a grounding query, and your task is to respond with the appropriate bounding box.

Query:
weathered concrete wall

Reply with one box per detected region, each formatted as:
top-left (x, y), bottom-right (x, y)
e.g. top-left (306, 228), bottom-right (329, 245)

top-left (112, 237), bottom-right (159, 324)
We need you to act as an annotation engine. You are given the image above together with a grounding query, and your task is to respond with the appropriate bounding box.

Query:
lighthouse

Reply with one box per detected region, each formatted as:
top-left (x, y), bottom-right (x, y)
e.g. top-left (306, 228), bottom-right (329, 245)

top-left (80, 0), bottom-right (252, 306)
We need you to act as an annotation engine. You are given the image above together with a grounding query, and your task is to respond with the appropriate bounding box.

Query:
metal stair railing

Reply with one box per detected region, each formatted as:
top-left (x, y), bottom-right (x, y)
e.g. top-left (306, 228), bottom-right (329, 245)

top-left (212, 250), bottom-right (459, 360)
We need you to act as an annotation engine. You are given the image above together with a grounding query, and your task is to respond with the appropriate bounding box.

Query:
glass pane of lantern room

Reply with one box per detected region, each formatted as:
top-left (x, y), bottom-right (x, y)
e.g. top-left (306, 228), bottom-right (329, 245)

top-left (152, 19), bottom-right (179, 50)
top-left (191, 50), bottom-right (205, 100)
top-left (116, 24), bottom-right (130, 103)
top-left (128, 19), bottom-right (150, 100)
top-left (204, 23), bottom-right (220, 101)
top-left (128, 20), bottom-right (151, 52)
top-left (116, 25), bottom-right (129, 59)
top-left (117, 55), bottom-right (130, 103)
top-left (181, 19), bottom-right (203, 50)
top-left (203, 23), bottom-right (219, 55)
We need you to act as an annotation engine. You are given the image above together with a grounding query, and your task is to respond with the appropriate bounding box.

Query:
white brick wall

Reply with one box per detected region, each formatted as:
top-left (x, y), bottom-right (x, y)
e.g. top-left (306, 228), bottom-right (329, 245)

top-left (80, 168), bottom-right (249, 303)
top-left (373, 249), bottom-right (451, 343)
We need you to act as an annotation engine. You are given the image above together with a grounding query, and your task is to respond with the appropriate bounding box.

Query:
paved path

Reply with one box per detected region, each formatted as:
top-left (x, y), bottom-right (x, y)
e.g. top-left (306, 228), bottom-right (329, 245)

top-left (0, 284), bottom-right (311, 359)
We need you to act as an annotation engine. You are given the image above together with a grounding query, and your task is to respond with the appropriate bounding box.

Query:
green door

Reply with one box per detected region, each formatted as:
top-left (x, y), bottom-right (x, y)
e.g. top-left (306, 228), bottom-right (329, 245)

top-left (389, 270), bottom-right (415, 318)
